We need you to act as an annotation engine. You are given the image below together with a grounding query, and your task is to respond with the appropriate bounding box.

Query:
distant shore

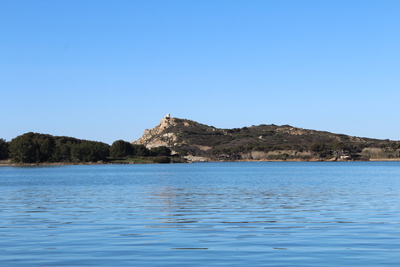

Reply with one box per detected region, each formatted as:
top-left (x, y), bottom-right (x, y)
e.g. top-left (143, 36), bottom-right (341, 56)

top-left (0, 160), bottom-right (108, 167)
top-left (0, 159), bottom-right (158, 166)
top-left (2, 158), bottom-right (400, 167)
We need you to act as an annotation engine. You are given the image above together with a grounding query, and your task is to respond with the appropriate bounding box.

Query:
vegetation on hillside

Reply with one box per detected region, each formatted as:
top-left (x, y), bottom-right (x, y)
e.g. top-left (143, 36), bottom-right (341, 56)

top-left (143, 118), bottom-right (400, 161)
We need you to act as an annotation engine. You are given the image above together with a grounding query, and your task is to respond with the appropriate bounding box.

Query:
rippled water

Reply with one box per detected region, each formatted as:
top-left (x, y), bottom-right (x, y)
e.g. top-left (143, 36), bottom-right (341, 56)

top-left (1, 162), bottom-right (400, 266)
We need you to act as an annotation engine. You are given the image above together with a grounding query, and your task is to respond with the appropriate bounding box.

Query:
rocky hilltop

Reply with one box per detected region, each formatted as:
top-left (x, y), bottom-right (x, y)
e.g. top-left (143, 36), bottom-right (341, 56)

top-left (133, 115), bottom-right (178, 148)
top-left (133, 115), bottom-right (400, 162)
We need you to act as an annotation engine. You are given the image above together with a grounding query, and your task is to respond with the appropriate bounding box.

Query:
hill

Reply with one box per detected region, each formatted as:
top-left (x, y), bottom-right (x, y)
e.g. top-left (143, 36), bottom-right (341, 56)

top-left (133, 115), bottom-right (400, 162)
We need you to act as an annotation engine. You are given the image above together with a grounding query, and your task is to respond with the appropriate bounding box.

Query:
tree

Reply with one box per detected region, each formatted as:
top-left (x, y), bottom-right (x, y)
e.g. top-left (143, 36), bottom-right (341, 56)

top-left (332, 142), bottom-right (345, 160)
top-left (91, 141), bottom-right (110, 161)
top-left (35, 135), bottom-right (55, 162)
top-left (343, 144), bottom-right (362, 159)
top-left (9, 132), bottom-right (110, 163)
top-left (0, 138), bottom-right (9, 160)
top-left (150, 146), bottom-right (171, 156)
top-left (71, 141), bottom-right (110, 162)
top-left (10, 133), bottom-right (45, 163)
top-left (309, 142), bottom-right (331, 159)
top-left (52, 139), bottom-right (76, 162)
top-left (9, 133), bottom-right (55, 163)
top-left (110, 140), bottom-right (134, 158)
top-left (153, 156), bottom-right (171, 163)
top-left (131, 144), bottom-right (150, 157)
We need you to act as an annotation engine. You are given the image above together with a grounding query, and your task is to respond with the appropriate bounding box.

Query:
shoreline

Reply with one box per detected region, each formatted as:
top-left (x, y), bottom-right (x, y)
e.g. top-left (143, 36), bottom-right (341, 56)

top-left (2, 158), bottom-right (400, 167)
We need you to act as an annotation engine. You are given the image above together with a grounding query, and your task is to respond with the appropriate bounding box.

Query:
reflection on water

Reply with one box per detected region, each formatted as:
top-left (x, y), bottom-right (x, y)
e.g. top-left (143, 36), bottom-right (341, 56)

top-left (1, 162), bottom-right (400, 266)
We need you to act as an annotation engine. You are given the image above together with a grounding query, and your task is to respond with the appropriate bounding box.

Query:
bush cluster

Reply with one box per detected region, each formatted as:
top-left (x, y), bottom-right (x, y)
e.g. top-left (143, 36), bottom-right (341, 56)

top-left (8, 133), bottom-right (110, 163)
top-left (110, 140), bottom-right (171, 158)
top-left (0, 138), bottom-right (9, 160)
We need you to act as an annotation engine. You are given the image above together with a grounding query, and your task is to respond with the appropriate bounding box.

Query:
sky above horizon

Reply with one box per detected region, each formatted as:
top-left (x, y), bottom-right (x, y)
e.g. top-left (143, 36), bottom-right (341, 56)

top-left (1, 0), bottom-right (399, 144)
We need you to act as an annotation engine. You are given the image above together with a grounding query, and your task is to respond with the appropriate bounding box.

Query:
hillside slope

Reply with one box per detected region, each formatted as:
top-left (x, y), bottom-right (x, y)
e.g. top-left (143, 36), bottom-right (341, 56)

top-left (133, 115), bottom-right (400, 161)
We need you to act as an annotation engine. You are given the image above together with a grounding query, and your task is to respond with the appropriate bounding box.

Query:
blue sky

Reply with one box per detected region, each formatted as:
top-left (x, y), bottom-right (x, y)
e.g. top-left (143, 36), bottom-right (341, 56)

top-left (1, 0), bottom-right (399, 144)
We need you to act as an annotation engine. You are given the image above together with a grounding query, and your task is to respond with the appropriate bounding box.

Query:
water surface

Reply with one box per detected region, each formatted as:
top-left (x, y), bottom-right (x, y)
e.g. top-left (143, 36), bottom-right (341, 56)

top-left (1, 162), bottom-right (400, 266)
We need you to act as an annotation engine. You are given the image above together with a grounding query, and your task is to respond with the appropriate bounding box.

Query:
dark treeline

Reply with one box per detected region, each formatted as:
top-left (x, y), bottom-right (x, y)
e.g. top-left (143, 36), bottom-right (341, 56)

top-left (1, 133), bottom-right (175, 164)
top-left (0, 138), bottom-right (9, 160)
top-left (7, 132), bottom-right (110, 163)
top-left (110, 140), bottom-right (172, 160)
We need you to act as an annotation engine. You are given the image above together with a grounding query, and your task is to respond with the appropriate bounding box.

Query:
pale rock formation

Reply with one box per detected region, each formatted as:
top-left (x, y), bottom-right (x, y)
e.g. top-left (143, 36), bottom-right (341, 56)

top-left (184, 155), bottom-right (209, 162)
top-left (132, 115), bottom-right (178, 149)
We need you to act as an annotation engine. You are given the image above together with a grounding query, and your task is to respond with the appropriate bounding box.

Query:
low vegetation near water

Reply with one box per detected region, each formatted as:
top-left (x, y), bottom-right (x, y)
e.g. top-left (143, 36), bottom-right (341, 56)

top-left (0, 133), bottom-right (185, 164)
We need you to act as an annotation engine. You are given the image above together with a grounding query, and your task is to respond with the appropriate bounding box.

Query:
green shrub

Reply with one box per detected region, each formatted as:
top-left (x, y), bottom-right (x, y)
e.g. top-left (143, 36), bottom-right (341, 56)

top-left (153, 156), bottom-right (171, 163)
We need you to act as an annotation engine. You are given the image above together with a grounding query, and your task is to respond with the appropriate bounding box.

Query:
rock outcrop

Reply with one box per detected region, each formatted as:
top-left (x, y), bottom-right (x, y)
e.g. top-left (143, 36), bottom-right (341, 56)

top-left (132, 115), bottom-right (178, 149)
top-left (132, 115), bottom-right (215, 161)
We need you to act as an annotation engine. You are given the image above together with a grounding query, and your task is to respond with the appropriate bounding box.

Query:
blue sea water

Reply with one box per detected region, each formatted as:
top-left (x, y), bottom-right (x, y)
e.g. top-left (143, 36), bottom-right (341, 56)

top-left (1, 162), bottom-right (400, 266)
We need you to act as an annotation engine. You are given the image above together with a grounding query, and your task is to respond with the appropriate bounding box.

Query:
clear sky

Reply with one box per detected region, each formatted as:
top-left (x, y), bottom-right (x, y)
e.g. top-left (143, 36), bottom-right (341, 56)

top-left (1, 0), bottom-right (399, 144)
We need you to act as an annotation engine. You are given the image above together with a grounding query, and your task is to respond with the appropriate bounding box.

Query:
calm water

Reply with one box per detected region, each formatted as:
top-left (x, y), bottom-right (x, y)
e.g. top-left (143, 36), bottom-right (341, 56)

top-left (1, 162), bottom-right (400, 266)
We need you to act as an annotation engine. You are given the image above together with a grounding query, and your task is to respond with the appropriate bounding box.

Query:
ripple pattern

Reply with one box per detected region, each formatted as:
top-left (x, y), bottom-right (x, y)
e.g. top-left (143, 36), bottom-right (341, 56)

top-left (1, 162), bottom-right (400, 266)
